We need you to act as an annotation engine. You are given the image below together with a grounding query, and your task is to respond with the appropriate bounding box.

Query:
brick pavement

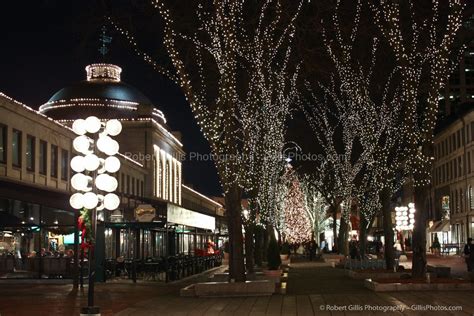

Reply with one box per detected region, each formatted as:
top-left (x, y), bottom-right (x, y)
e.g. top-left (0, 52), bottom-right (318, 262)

top-left (1, 260), bottom-right (473, 315)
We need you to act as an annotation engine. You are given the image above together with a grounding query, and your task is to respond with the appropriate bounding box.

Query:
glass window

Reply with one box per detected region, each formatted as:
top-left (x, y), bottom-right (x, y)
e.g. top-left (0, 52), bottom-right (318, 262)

top-left (61, 149), bottom-right (68, 181)
top-left (39, 140), bottom-right (47, 175)
top-left (12, 129), bottom-right (21, 167)
top-left (0, 124), bottom-right (5, 163)
top-left (50, 145), bottom-right (58, 178)
top-left (26, 135), bottom-right (35, 171)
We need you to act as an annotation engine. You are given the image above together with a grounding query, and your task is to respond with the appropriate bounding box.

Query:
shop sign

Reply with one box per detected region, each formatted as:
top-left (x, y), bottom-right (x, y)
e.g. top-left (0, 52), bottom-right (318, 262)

top-left (135, 204), bottom-right (156, 222)
top-left (167, 204), bottom-right (215, 230)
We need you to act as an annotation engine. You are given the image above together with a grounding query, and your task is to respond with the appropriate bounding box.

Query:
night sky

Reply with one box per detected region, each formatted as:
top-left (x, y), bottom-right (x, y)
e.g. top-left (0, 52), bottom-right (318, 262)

top-left (0, 1), bottom-right (222, 197)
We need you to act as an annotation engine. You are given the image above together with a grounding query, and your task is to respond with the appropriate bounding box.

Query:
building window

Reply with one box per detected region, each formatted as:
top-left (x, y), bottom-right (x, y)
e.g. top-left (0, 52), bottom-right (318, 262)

top-left (127, 175), bottom-right (130, 194)
top-left (51, 145), bottom-right (58, 178)
top-left (39, 140), bottom-right (47, 175)
top-left (26, 135), bottom-right (35, 171)
top-left (61, 149), bottom-right (68, 181)
top-left (468, 151), bottom-right (472, 174)
top-left (132, 177), bottom-right (135, 196)
top-left (141, 181), bottom-right (144, 197)
top-left (0, 124), bottom-right (6, 163)
top-left (121, 173), bottom-right (125, 193)
top-left (12, 129), bottom-right (21, 167)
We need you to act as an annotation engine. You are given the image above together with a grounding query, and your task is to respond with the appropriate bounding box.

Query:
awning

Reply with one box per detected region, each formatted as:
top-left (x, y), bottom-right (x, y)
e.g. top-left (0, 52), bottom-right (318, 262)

top-left (429, 219), bottom-right (450, 233)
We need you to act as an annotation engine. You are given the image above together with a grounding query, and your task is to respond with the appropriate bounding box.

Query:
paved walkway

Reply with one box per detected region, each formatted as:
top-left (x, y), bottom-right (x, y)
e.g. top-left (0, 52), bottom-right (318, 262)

top-left (1, 262), bottom-right (474, 315)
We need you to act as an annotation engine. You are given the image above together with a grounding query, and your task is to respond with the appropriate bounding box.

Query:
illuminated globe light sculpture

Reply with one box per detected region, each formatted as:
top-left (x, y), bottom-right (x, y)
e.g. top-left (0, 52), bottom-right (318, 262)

top-left (395, 203), bottom-right (416, 231)
top-left (69, 116), bottom-right (121, 315)
top-left (70, 117), bottom-right (122, 211)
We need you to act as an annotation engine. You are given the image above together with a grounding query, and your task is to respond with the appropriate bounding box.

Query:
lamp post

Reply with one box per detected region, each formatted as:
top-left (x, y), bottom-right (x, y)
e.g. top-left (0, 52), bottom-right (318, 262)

top-left (69, 116), bottom-right (122, 316)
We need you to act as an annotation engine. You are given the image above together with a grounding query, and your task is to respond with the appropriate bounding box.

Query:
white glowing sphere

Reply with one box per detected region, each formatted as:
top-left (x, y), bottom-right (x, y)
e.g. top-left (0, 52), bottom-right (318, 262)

top-left (105, 156), bottom-right (120, 173)
top-left (70, 156), bottom-right (85, 173)
top-left (104, 193), bottom-right (120, 210)
top-left (105, 119), bottom-right (122, 136)
top-left (84, 154), bottom-right (100, 171)
top-left (71, 173), bottom-right (89, 191)
top-left (106, 139), bottom-right (119, 156)
top-left (408, 202), bottom-right (415, 209)
top-left (85, 116), bottom-right (102, 133)
top-left (73, 136), bottom-right (91, 154)
top-left (83, 192), bottom-right (99, 209)
top-left (409, 207), bottom-right (416, 214)
top-left (97, 135), bottom-right (112, 154)
top-left (70, 193), bottom-right (84, 209)
top-left (72, 119), bottom-right (87, 135)
top-left (96, 174), bottom-right (118, 192)
top-left (409, 213), bottom-right (414, 219)
top-left (396, 220), bottom-right (402, 226)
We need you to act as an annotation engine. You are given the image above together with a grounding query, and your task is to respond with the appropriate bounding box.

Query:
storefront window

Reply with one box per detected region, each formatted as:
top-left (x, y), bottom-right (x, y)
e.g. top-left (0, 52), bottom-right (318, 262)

top-left (0, 198), bottom-right (76, 279)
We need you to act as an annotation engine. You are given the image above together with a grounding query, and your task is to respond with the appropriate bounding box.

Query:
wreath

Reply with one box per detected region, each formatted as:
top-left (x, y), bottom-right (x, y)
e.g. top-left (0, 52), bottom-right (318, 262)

top-left (78, 208), bottom-right (94, 250)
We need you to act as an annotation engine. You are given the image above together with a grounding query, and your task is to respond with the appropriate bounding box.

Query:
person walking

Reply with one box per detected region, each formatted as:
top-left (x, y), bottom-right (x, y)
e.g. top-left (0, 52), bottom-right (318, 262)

top-left (463, 238), bottom-right (474, 272)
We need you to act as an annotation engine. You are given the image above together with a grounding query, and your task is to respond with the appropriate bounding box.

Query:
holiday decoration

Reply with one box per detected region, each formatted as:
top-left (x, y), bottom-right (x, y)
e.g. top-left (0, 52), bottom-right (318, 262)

top-left (282, 165), bottom-right (312, 244)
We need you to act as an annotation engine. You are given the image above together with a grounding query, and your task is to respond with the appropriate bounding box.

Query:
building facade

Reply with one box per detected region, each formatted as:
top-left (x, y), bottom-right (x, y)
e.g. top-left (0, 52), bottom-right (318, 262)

top-left (0, 63), bottom-right (225, 280)
top-left (430, 106), bottom-right (474, 251)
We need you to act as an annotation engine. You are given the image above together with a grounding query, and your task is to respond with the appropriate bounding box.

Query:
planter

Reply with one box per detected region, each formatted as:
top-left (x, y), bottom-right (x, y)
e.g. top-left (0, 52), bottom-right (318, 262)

top-left (263, 269), bottom-right (282, 277)
top-left (364, 278), bottom-right (474, 292)
top-left (345, 269), bottom-right (411, 280)
top-left (280, 254), bottom-right (289, 261)
top-left (181, 280), bottom-right (275, 297)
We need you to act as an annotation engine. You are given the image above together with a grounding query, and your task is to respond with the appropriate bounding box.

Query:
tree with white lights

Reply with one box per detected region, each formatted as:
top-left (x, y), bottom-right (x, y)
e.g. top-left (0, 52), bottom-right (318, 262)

top-left (371, 0), bottom-right (464, 277)
top-left (110, 1), bottom-right (303, 280)
top-left (301, 174), bottom-right (327, 245)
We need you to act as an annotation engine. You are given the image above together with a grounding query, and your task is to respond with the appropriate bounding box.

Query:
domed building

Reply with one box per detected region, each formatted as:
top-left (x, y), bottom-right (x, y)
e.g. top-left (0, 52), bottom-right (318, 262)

top-left (40, 63), bottom-right (183, 204)
top-left (0, 63), bottom-right (225, 282)
top-left (39, 63), bottom-right (166, 124)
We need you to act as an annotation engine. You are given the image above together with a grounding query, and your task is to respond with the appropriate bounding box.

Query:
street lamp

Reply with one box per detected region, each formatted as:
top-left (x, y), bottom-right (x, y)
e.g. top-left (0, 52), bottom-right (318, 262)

top-left (395, 203), bottom-right (415, 231)
top-left (70, 116), bottom-right (121, 316)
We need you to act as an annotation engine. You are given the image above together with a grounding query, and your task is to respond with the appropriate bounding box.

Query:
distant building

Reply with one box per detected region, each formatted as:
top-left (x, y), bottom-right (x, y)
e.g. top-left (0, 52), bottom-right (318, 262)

top-left (438, 15), bottom-right (474, 117)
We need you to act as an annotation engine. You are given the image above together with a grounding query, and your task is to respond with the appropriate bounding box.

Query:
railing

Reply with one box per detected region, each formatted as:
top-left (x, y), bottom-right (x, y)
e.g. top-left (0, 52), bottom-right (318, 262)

top-left (104, 253), bottom-right (223, 283)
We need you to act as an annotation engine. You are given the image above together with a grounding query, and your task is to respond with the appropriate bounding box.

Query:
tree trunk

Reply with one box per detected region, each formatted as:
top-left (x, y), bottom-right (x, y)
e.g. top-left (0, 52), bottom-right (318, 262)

top-left (263, 227), bottom-right (269, 260)
top-left (412, 184), bottom-right (429, 278)
top-left (359, 215), bottom-right (368, 259)
top-left (254, 226), bottom-right (263, 267)
top-left (244, 223), bottom-right (255, 273)
top-left (338, 216), bottom-right (348, 255)
top-left (381, 187), bottom-right (395, 270)
top-left (332, 205), bottom-right (338, 252)
top-left (225, 184), bottom-right (246, 282)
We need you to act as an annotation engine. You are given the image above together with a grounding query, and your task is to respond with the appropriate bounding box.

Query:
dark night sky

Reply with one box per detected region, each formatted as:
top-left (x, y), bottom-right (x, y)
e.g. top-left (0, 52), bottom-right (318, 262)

top-left (0, 1), bottom-right (222, 197)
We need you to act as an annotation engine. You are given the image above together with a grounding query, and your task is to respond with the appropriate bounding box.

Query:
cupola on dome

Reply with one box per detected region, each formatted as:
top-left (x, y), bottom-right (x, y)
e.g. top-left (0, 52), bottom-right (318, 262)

top-left (39, 63), bottom-right (166, 124)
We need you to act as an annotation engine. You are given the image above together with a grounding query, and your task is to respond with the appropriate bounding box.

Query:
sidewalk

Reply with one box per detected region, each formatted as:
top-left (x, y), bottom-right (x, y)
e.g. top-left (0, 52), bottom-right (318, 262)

top-left (1, 262), bottom-right (473, 315)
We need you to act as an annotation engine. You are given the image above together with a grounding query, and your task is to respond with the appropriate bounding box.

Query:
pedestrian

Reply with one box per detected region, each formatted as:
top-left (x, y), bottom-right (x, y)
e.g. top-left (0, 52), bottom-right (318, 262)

top-left (309, 239), bottom-right (317, 261)
top-left (463, 238), bottom-right (474, 272)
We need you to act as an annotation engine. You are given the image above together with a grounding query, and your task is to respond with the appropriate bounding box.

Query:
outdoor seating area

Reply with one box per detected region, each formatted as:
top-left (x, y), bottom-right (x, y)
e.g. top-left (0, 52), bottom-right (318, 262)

top-left (104, 254), bottom-right (222, 282)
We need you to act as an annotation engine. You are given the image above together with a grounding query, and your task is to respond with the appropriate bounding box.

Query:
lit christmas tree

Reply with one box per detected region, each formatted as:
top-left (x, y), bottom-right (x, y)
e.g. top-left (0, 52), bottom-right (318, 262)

top-left (282, 165), bottom-right (312, 244)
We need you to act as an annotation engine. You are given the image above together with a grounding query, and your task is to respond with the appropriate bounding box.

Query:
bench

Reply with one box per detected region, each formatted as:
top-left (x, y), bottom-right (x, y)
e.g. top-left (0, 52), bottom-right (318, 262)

top-left (427, 264), bottom-right (451, 278)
